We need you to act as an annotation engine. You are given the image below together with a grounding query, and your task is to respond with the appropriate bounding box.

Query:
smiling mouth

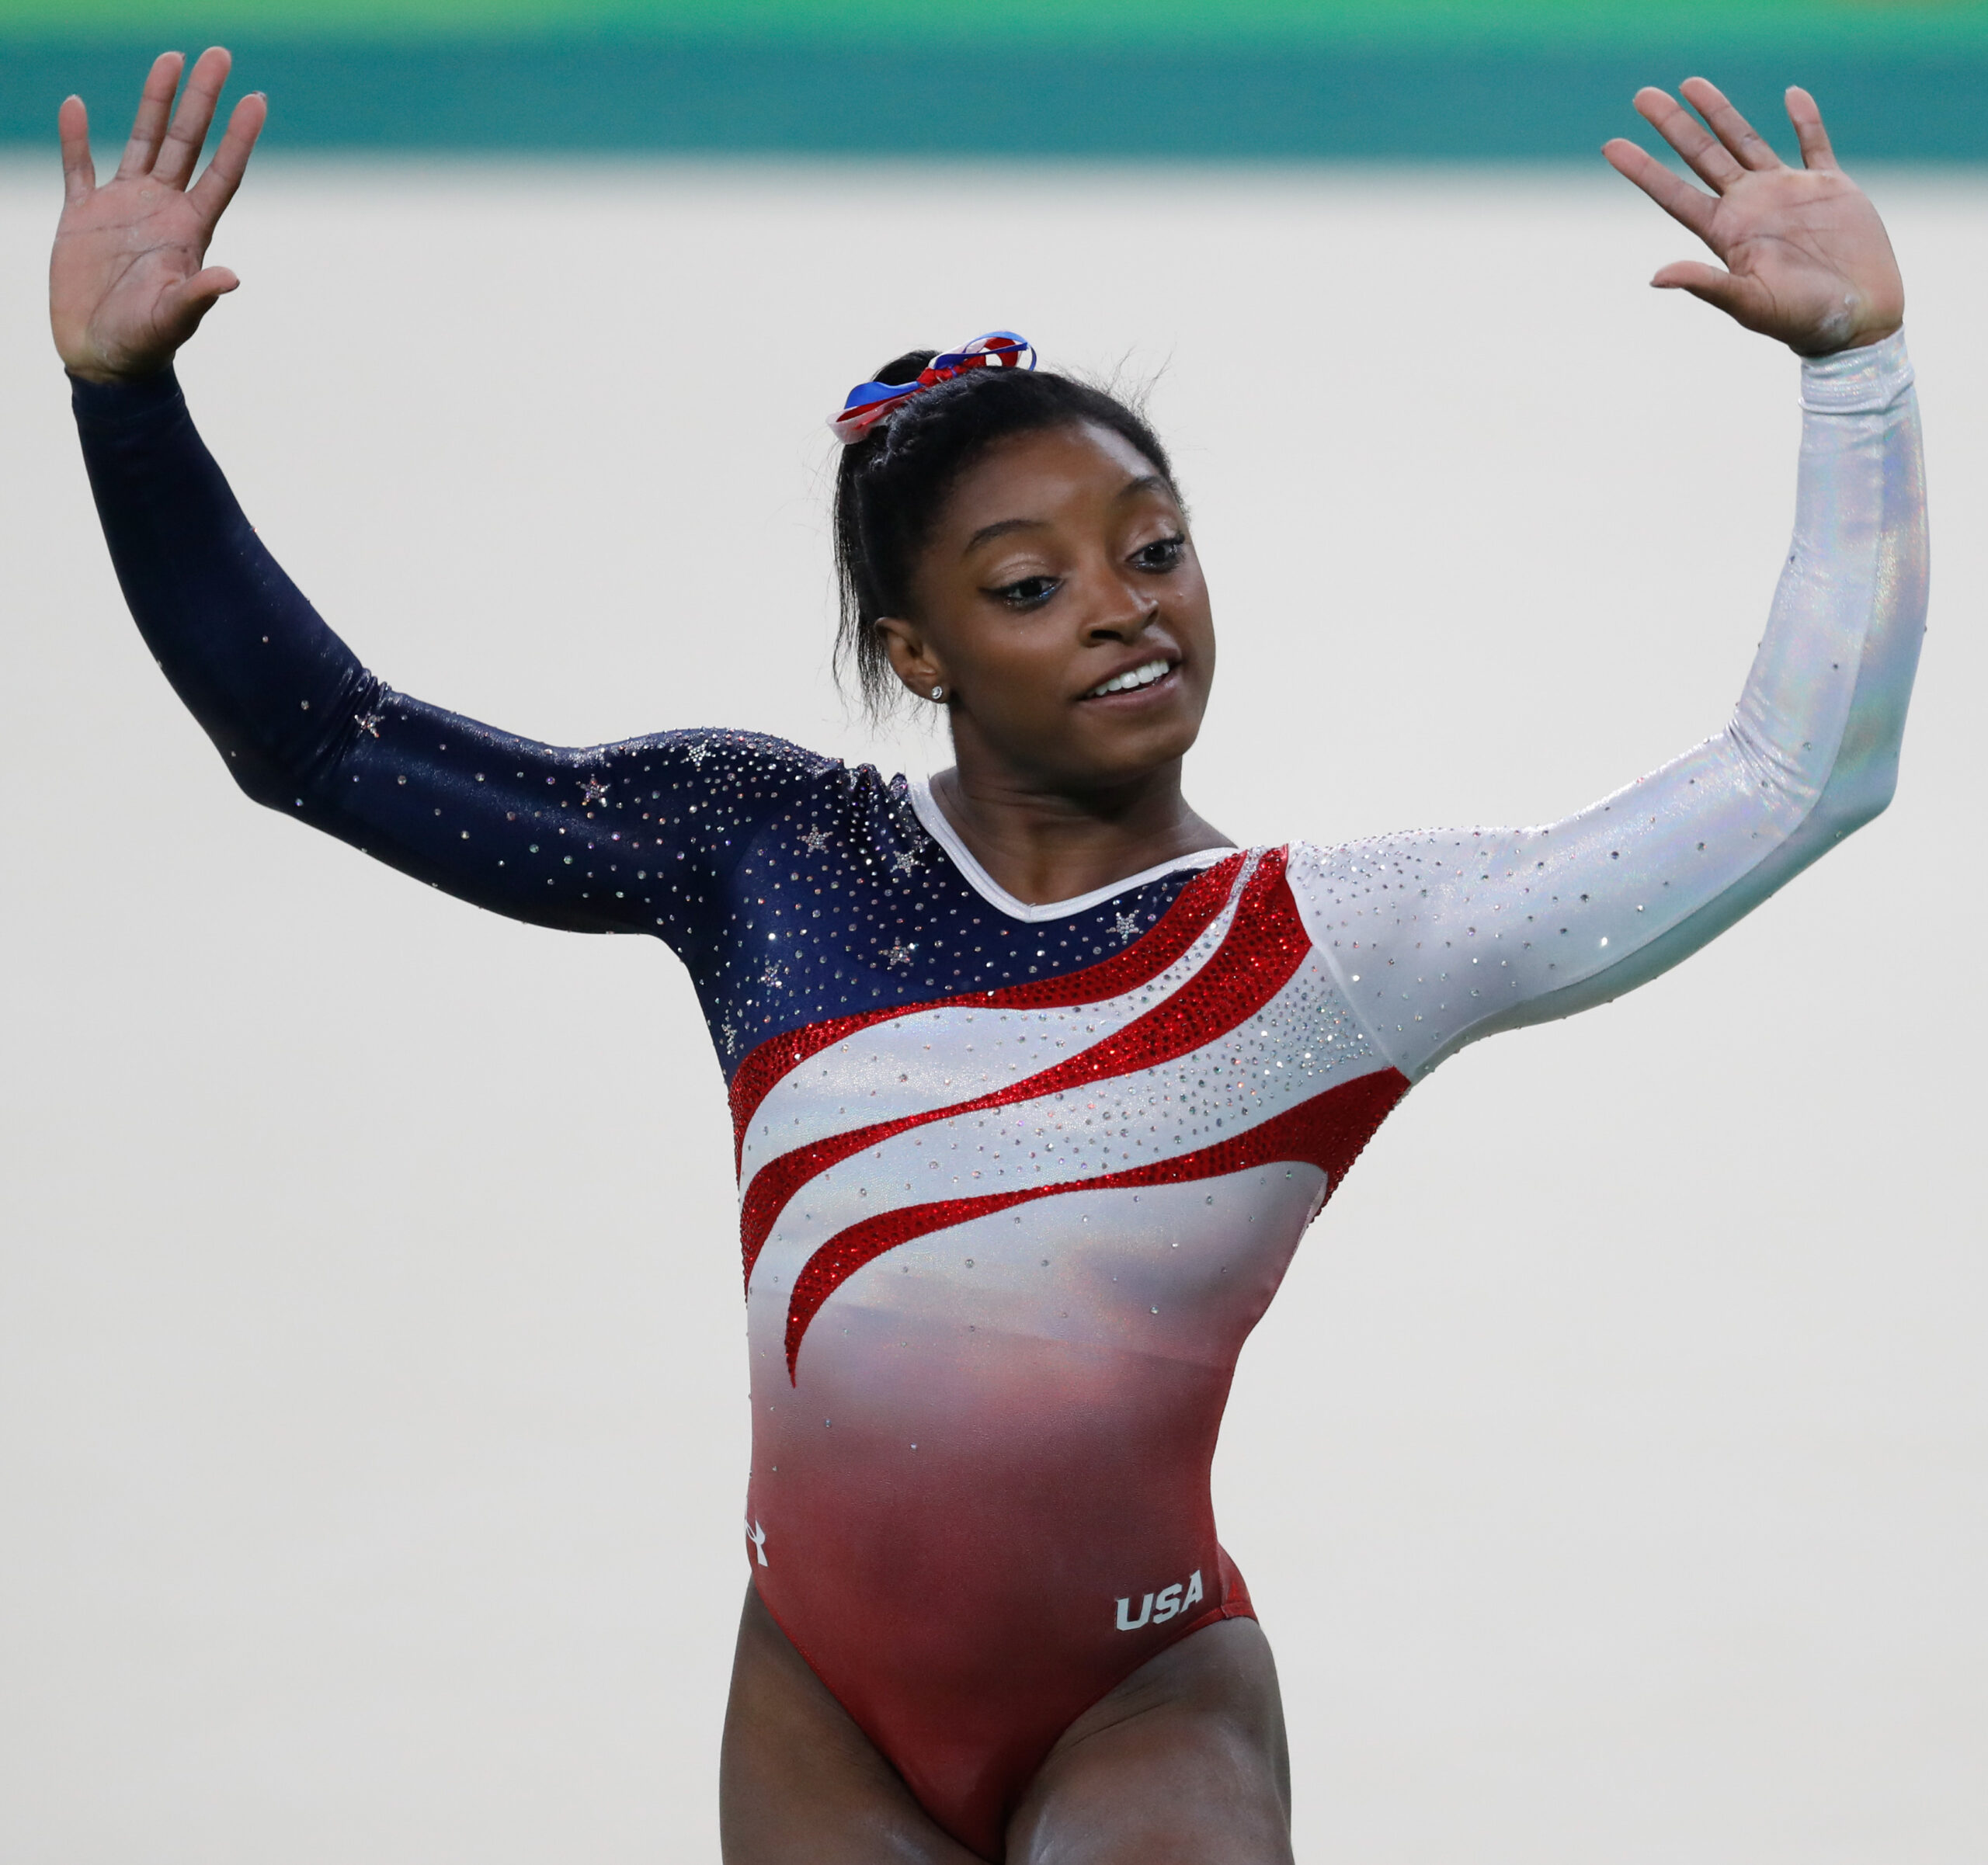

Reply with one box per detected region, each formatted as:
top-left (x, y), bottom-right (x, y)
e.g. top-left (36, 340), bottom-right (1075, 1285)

top-left (1080, 657), bottom-right (1176, 700)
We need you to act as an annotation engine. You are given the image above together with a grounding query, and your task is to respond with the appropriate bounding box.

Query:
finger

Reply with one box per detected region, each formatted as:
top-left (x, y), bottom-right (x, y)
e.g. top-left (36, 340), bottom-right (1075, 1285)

top-left (1632, 85), bottom-right (1744, 191)
top-left (153, 44), bottom-right (232, 190)
top-left (188, 90), bottom-right (266, 224)
top-left (1785, 85), bottom-right (1838, 171)
top-left (116, 50), bottom-right (184, 179)
top-left (57, 94), bottom-right (96, 204)
top-left (1679, 76), bottom-right (1785, 172)
top-left (1602, 137), bottom-right (1719, 242)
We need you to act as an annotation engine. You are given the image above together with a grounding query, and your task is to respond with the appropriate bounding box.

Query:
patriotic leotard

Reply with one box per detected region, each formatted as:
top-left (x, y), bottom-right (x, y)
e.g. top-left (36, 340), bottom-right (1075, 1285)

top-left (72, 335), bottom-right (1924, 1860)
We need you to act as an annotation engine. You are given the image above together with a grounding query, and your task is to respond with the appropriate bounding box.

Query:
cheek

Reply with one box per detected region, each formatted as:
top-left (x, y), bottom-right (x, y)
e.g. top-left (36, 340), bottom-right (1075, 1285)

top-left (1176, 567), bottom-right (1215, 630)
top-left (1162, 587), bottom-right (1215, 674)
top-left (950, 622), bottom-right (1070, 708)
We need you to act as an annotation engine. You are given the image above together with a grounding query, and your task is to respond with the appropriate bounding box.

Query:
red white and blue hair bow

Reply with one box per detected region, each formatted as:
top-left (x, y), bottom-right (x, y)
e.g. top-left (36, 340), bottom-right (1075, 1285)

top-left (829, 331), bottom-right (1035, 444)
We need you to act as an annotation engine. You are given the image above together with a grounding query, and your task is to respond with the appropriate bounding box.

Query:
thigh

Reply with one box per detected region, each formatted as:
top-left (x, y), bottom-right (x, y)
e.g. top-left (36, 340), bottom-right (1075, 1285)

top-left (1005, 1617), bottom-right (1295, 1865)
top-left (720, 1583), bottom-right (988, 1865)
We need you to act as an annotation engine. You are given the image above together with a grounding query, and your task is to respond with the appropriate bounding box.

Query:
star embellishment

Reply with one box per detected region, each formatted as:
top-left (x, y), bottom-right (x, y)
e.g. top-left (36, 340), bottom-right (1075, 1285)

top-left (891, 848), bottom-right (922, 876)
top-left (799, 825), bottom-right (832, 855)
top-left (1113, 912), bottom-right (1142, 943)
top-left (579, 776), bottom-right (610, 806)
top-left (721, 1019), bottom-right (738, 1054)
top-left (760, 961), bottom-right (784, 988)
top-left (684, 740), bottom-right (713, 768)
top-left (883, 939), bottom-right (916, 969)
top-left (354, 709), bottom-right (384, 738)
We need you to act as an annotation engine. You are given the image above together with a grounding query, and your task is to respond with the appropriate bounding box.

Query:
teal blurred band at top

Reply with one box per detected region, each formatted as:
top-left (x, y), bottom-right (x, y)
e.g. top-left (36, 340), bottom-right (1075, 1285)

top-left (7, 0), bottom-right (1988, 156)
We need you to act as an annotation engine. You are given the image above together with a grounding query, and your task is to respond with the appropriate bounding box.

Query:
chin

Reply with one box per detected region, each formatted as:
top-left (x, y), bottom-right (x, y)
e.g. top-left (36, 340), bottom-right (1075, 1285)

top-left (1073, 717), bottom-right (1202, 785)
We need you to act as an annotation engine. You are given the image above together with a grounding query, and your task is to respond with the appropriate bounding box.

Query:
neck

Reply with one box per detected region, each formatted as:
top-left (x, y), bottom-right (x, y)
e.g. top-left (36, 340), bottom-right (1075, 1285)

top-left (926, 758), bottom-right (1232, 907)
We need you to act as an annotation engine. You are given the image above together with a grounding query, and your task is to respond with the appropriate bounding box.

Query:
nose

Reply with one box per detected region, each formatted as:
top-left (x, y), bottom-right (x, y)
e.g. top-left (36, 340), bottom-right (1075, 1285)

top-left (1081, 571), bottom-right (1160, 643)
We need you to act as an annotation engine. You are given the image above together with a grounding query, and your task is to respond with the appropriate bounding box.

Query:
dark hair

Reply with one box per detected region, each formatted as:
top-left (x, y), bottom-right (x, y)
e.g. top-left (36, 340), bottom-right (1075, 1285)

top-left (832, 351), bottom-right (1177, 719)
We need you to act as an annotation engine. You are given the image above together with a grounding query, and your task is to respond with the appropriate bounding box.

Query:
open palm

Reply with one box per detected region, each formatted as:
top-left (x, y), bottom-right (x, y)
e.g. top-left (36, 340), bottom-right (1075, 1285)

top-left (1604, 79), bottom-right (1903, 356)
top-left (51, 47), bottom-right (266, 384)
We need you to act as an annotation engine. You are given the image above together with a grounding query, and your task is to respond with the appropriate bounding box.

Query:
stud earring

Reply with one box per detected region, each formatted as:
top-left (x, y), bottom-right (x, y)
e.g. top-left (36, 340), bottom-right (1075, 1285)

top-left (930, 686), bottom-right (945, 702)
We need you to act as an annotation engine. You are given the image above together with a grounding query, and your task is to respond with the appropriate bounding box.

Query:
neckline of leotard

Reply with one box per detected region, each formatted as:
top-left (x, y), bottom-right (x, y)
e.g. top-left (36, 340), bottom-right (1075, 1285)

top-left (905, 775), bottom-right (1236, 925)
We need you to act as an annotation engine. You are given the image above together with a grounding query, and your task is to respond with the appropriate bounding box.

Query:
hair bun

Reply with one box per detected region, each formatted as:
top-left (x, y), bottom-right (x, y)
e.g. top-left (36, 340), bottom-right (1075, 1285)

top-left (871, 349), bottom-right (937, 388)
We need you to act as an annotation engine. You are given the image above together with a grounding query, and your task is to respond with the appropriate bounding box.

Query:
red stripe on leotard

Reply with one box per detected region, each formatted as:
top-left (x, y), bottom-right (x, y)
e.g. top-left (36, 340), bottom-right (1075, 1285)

top-left (784, 1061), bottom-right (1409, 1378)
top-left (739, 853), bottom-right (1298, 1286)
top-left (726, 851), bottom-right (1245, 1169)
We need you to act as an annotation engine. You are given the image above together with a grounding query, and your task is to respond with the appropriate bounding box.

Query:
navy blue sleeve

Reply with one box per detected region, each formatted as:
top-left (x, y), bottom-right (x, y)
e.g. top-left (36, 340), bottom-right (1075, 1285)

top-left (71, 367), bottom-right (836, 952)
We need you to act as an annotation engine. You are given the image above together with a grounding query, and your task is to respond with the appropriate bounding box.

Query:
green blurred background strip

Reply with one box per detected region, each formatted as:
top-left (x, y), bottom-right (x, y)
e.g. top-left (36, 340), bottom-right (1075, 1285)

top-left (5, 2), bottom-right (1985, 155)
top-left (12, 0), bottom-right (1988, 47)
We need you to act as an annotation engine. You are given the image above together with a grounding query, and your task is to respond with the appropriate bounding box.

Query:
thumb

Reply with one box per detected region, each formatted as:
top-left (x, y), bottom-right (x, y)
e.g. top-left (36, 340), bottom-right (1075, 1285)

top-left (181, 263), bottom-right (240, 301)
top-left (1650, 259), bottom-right (1750, 317)
top-left (158, 265), bottom-right (240, 339)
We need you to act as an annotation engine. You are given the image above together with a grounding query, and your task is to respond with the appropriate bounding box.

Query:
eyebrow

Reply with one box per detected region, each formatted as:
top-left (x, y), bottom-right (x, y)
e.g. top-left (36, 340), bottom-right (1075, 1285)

top-left (961, 474), bottom-right (1176, 556)
top-left (963, 516), bottom-right (1045, 553)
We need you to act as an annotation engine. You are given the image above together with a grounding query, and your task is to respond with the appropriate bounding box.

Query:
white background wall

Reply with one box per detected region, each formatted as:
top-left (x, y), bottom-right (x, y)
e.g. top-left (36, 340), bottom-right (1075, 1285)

top-left (1, 148), bottom-right (1981, 1863)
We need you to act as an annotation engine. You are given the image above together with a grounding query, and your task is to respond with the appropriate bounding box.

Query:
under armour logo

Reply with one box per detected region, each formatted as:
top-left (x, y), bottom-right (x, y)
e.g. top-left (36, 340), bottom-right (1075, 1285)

top-left (745, 1519), bottom-right (768, 1568)
top-left (1115, 1567), bottom-right (1203, 1631)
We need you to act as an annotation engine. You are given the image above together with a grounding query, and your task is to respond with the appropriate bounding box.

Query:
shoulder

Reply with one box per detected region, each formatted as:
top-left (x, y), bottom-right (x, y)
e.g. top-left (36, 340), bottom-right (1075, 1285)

top-left (1284, 831), bottom-right (1475, 890)
top-left (602, 728), bottom-right (839, 792)
top-left (1280, 831), bottom-right (1455, 898)
top-left (609, 731), bottom-right (925, 875)
top-left (1280, 830), bottom-right (1496, 945)
top-left (596, 728), bottom-right (845, 829)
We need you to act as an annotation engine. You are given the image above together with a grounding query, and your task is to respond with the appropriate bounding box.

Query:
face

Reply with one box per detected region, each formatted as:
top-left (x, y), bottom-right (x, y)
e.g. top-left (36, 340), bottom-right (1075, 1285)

top-left (878, 421), bottom-right (1215, 794)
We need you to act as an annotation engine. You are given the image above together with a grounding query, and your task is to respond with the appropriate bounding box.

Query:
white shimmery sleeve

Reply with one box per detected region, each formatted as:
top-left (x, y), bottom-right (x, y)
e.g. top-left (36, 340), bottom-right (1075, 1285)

top-left (1288, 330), bottom-right (1927, 1081)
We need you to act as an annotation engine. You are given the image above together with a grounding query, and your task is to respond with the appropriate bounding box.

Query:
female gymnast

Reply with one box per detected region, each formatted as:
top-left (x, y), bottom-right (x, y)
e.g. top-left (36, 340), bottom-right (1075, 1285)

top-left (52, 50), bottom-right (1924, 1864)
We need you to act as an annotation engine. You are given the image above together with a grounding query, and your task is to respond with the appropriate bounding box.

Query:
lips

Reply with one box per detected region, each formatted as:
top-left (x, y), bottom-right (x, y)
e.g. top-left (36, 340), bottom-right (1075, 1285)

top-left (1080, 656), bottom-right (1176, 700)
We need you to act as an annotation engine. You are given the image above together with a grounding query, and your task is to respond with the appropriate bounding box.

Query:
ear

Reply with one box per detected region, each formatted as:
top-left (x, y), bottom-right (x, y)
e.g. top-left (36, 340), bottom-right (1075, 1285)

top-left (876, 616), bottom-right (949, 701)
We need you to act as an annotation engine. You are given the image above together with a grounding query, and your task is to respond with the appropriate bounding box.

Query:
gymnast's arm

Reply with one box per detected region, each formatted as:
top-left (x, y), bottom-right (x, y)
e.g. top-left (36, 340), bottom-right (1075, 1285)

top-left (71, 365), bottom-right (826, 943)
top-left (55, 54), bottom-right (832, 946)
top-left (1297, 330), bottom-right (1925, 1078)
top-left (1292, 82), bottom-right (1926, 1079)
top-left (54, 53), bottom-right (836, 951)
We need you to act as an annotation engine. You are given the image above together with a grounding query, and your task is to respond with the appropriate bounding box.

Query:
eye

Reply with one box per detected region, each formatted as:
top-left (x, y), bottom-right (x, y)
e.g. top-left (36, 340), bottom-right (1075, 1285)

top-left (988, 575), bottom-right (1060, 611)
top-left (1132, 534), bottom-right (1187, 573)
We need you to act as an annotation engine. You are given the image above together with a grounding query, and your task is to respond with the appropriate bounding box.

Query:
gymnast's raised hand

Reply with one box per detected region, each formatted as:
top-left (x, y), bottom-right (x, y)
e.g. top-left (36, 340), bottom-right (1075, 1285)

top-left (1604, 77), bottom-right (1903, 353)
top-left (51, 47), bottom-right (265, 384)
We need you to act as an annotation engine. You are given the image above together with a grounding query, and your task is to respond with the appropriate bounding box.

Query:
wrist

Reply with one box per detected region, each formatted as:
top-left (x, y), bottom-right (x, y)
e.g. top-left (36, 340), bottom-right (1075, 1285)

top-left (61, 349), bottom-right (177, 387)
top-left (1799, 328), bottom-right (1913, 415)
top-left (64, 364), bottom-right (155, 386)
top-left (68, 363), bottom-right (186, 429)
top-left (1792, 319), bottom-right (1904, 361)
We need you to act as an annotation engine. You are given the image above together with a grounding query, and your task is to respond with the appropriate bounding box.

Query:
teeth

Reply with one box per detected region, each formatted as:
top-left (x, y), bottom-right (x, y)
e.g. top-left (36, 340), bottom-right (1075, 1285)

top-left (1086, 658), bottom-right (1172, 698)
